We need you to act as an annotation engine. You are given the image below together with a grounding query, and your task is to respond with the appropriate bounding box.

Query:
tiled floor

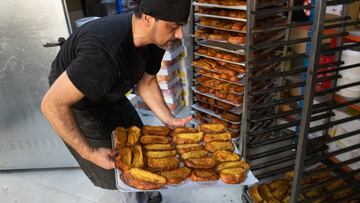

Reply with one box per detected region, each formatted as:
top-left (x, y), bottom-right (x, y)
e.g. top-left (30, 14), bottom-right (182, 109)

top-left (0, 168), bottom-right (244, 203)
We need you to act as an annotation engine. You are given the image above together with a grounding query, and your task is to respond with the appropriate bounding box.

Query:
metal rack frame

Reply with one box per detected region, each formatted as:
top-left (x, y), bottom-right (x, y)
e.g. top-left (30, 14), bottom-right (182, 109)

top-left (189, 0), bottom-right (359, 202)
top-left (241, 0), bottom-right (360, 202)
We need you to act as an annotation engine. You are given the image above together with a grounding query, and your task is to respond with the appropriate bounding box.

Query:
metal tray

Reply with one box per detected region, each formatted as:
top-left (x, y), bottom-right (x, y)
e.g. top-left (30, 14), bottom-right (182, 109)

top-left (112, 133), bottom-right (259, 192)
top-left (192, 103), bottom-right (241, 124)
top-left (194, 53), bottom-right (245, 66)
top-left (195, 13), bottom-right (247, 22)
top-left (192, 86), bottom-right (243, 107)
top-left (193, 2), bottom-right (246, 10)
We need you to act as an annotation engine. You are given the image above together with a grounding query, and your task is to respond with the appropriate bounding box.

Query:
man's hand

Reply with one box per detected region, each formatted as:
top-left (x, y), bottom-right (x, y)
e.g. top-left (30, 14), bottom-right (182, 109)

top-left (165, 115), bottom-right (193, 129)
top-left (87, 147), bottom-right (116, 169)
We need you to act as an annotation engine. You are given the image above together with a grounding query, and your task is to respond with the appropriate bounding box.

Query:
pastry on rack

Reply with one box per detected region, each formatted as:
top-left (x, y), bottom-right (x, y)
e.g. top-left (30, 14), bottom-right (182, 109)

top-left (176, 143), bottom-right (204, 154)
top-left (115, 147), bottom-right (132, 172)
top-left (185, 156), bottom-right (216, 169)
top-left (144, 150), bottom-right (177, 158)
top-left (140, 135), bottom-right (170, 144)
top-left (219, 167), bottom-right (247, 184)
top-left (190, 169), bottom-right (219, 181)
top-left (143, 125), bottom-right (170, 136)
top-left (122, 168), bottom-right (167, 190)
top-left (131, 145), bottom-right (144, 168)
top-left (158, 167), bottom-right (192, 185)
top-left (205, 141), bottom-right (235, 152)
top-left (114, 127), bottom-right (127, 149)
top-left (143, 143), bottom-right (174, 151)
top-left (146, 156), bottom-right (180, 172)
top-left (127, 126), bottom-right (141, 146)
top-left (180, 150), bottom-right (209, 160)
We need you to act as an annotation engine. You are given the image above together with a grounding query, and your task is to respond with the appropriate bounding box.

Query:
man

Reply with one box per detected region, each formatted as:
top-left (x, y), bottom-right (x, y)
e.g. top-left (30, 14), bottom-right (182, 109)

top-left (41, 0), bottom-right (191, 197)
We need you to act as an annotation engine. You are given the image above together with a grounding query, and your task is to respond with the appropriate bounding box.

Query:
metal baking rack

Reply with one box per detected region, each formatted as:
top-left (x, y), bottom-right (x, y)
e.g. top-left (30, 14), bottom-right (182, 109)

top-left (191, 0), bottom-right (248, 133)
top-left (240, 0), bottom-right (360, 202)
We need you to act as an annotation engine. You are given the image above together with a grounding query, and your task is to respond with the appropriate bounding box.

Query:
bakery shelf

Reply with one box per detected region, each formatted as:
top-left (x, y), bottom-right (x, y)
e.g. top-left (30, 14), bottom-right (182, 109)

top-left (193, 79), bottom-right (244, 96)
top-left (194, 97), bottom-right (242, 115)
top-left (193, 2), bottom-right (246, 11)
top-left (195, 23), bottom-right (246, 34)
top-left (192, 86), bottom-right (242, 107)
top-left (192, 103), bottom-right (241, 124)
top-left (194, 13), bottom-right (246, 22)
top-left (192, 35), bottom-right (245, 48)
top-left (195, 39), bottom-right (245, 55)
top-left (194, 52), bottom-right (245, 66)
top-left (193, 69), bottom-right (245, 85)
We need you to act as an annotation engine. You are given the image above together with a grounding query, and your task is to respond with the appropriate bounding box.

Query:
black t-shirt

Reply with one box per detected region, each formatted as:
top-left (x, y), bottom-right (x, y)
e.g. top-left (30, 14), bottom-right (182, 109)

top-left (49, 12), bottom-right (165, 110)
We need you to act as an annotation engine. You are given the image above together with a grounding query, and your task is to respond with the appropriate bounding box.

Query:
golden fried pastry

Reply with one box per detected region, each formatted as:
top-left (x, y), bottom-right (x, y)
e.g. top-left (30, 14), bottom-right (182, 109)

top-left (215, 160), bottom-right (249, 172)
top-left (212, 150), bottom-right (240, 163)
top-left (173, 132), bottom-right (204, 144)
top-left (282, 195), bottom-right (290, 203)
top-left (205, 141), bottom-right (235, 152)
top-left (131, 145), bottom-right (144, 168)
top-left (259, 184), bottom-right (276, 201)
top-left (227, 36), bottom-right (246, 45)
top-left (158, 167), bottom-right (192, 185)
top-left (145, 150), bottom-right (177, 158)
top-left (140, 135), bottom-right (169, 144)
top-left (272, 184), bottom-right (289, 200)
top-left (221, 112), bottom-right (241, 122)
top-left (185, 157), bottom-right (216, 169)
top-left (122, 168), bottom-right (166, 190)
top-left (268, 179), bottom-right (286, 191)
top-left (204, 132), bottom-right (232, 143)
top-left (171, 127), bottom-right (198, 137)
top-left (143, 144), bottom-right (174, 151)
top-left (127, 126), bottom-right (141, 146)
top-left (190, 169), bottom-right (219, 182)
top-left (146, 156), bottom-right (180, 172)
top-left (115, 147), bottom-right (132, 172)
top-left (219, 167), bottom-right (246, 184)
top-left (249, 186), bottom-right (264, 203)
top-left (143, 125), bottom-right (170, 136)
top-left (200, 123), bottom-right (226, 133)
top-left (114, 127), bottom-right (127, 149)
top-left (210, 117), bottom-right (230, 128)
top-left (216, 100), bottom-right (234, 110)
top-left (176, 143), bottom-right (204, 154)
top-left (325, 179), bottom-right (345, 191)
top-left (180, 150), bottom-right (208, 160)
top-left (333, 188), bottom-right (354, 199)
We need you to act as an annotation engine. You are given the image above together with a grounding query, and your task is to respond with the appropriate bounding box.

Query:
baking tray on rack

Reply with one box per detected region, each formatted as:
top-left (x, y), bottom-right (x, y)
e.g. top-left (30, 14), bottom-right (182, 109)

top-left (193, 80), bottom-right (244, 96)
top-left (192, 86), bottom-right (243, 107)
top-left (112, 134), bottom-right (258, 192)
top-left (196, 23), bottom-right (246, 34)
top-left (196, 39), bottom-right (245, 55)
top-left (193, 2), bottom-right (246, 10)
top-left (194, 97), bottom-right (242, 115)
top-left (192, 103), bottom-right (241, 124)
top-left (194, 52), bottom-right (245, 66)
top-left (195, 13), bottom-right (247, 22)
top-left (193, 70), bottom-right (245, 85)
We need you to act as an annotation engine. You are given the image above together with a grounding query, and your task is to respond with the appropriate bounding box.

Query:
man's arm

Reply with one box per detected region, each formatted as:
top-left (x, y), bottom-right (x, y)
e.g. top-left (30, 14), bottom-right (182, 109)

top-left (137, 72), bottom-right (192, 128)
top-left (41, 71), bottom-right (114, 169)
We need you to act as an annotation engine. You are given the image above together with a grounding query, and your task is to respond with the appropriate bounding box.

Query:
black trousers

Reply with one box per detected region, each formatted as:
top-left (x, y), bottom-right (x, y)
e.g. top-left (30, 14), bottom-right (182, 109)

top-left (66, 97), bottom-right (143, 190)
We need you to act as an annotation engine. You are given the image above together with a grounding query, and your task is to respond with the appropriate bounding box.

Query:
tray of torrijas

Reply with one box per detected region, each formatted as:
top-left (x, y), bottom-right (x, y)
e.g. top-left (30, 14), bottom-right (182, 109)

top-left (112, 124), bottom-right (258, 192)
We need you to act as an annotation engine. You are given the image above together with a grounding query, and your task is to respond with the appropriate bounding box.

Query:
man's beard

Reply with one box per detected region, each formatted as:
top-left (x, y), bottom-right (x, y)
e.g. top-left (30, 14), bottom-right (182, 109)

top-left (158, 39), bottom-right (176, 50)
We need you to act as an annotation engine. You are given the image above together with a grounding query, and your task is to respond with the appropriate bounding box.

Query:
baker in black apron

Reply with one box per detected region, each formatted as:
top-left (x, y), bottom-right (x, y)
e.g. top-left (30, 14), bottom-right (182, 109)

top-left (41, 0), bottom-right (191, 202)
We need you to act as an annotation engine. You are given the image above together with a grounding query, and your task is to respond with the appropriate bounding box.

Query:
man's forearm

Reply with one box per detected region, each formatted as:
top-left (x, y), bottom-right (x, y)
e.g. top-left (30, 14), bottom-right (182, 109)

top-left (138, 77), bottom-right (174, 124)
top-left (41, 102), bottom-right (93, 160)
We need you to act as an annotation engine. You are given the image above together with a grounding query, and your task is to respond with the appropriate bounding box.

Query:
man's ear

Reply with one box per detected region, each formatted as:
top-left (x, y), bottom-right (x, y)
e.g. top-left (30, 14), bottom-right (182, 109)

top-left (142, 14), bottom-right (154, 28)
